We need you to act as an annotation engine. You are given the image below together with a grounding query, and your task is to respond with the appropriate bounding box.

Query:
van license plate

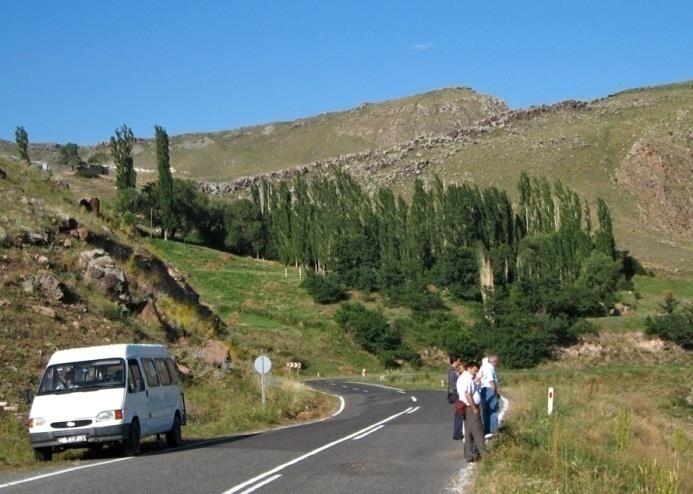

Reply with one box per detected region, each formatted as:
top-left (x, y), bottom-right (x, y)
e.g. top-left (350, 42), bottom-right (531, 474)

top-left (58, 434), bottom-right (87, 444)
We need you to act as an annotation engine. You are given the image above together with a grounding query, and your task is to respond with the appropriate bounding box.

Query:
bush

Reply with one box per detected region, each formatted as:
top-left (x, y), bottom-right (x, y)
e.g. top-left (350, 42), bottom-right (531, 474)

top-left (302, 274), bottom-right (347, 304)
top-left (75, 166), bottom-right (99, 178)
top-left (645, 304), bottom-right (693, 349)
top-left (334, 302), bottom-right (418, 367)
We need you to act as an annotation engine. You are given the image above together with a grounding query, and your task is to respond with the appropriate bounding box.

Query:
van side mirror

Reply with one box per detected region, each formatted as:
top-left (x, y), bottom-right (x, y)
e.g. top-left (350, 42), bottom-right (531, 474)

top-left (25, 389), bottom-right (34, 405)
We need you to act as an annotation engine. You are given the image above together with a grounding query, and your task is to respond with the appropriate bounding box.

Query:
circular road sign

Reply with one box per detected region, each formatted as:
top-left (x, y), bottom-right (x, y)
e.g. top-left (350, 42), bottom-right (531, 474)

top-left (254, 355), bottom-right (272, 375)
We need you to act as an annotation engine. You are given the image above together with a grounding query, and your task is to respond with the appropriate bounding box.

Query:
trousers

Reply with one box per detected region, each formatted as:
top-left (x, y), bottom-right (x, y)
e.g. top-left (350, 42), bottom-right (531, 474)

top-left (464, 407), bottom-right (486, 462)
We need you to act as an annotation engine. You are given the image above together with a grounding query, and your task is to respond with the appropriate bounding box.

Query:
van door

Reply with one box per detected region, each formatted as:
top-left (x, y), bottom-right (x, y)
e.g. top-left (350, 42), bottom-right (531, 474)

top-left (154, 358), bottom-right (177, 429)
top-left (141, 358), bottom-right (165, 433)
top-left (126, 359), bottom-right (151, 435)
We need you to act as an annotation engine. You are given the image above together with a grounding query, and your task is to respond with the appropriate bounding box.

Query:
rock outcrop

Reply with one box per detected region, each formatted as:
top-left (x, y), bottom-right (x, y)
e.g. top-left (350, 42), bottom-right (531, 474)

top-left (78, 249), bottom-right (129, 303)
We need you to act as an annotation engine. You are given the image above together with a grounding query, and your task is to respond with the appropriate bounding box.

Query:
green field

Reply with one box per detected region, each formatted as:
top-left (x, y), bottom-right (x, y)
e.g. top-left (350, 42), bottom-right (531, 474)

top-left (147, 239), bottom-right (383, 376)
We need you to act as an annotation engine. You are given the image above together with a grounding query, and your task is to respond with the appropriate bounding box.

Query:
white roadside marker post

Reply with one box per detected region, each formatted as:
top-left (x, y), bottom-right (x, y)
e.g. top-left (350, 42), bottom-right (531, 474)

top-left (548, 387), bottom-right (554, 415)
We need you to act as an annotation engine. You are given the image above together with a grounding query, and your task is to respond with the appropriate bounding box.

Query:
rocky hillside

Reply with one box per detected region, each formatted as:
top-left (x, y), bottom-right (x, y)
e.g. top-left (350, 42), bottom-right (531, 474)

top-left (3, 82), bottom-right (691, 272)
top-left (200, 82), bottom-right (693, 274)
top-left (0, 87), bottom-right (505, 181)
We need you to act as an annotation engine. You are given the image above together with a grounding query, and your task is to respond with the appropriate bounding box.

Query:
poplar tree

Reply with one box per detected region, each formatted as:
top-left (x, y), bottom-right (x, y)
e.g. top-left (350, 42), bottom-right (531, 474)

top-left (154, 125), bottom-right (174, 240)
top-left (15, 126), bottom-right (29, 163)
top-left (110, 125), bottom-right (137, 190)
top-left (594, 198), bottom-right (616, 258)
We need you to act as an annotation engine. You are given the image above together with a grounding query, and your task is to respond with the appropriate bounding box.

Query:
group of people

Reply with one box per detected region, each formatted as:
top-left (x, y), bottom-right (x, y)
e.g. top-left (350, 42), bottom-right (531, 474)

top-left (446, 355), bottom-right (500, 462)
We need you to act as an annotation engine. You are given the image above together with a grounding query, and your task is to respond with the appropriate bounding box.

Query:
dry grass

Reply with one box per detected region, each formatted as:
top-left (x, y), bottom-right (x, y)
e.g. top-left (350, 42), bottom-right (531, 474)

top-left (469, 365), bottom-right (692, 493)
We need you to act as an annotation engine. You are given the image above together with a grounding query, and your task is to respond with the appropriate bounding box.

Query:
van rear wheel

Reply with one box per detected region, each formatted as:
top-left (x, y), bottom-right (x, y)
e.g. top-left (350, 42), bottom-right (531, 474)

top-left (123, 420), bottom-right (141, 456)
top-left (34, 447), bottom-right (53, 462)
top-left (166, 414), bottom-right (182, 447)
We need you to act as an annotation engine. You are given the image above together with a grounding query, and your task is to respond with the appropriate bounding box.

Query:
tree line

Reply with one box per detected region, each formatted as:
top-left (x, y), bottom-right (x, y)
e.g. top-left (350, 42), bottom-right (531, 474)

top-left (14, 122), bottom-right (636, 367)
top-left (109, 121), bottom-right (637, 367)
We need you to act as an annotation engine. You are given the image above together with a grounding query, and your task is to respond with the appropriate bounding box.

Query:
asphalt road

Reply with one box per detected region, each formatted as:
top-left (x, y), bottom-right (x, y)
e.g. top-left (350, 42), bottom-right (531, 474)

top-left (0, 380), bottom-right (467, 494)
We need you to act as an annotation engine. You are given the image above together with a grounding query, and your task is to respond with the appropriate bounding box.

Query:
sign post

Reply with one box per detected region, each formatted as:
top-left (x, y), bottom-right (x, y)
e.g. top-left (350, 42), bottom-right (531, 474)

top-left (548, 387), bottom-right (554, 415)
top-left (254, 355), bottom-right (272, 408)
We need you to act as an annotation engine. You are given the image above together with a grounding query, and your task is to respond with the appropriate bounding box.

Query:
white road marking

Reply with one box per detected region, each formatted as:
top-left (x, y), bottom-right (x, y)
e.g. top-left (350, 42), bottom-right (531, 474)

top-left (238, 474), bottom-right (282, 494)
top-left (411, 396), bottom-right (417, 402)
top-left (0, 458), bottom-right (130, 490)
top-left (341, 385), bottom-right (348, 388)
top-left (346, 382), bottom-right (405, 393)
top-left (352, 425), bottom-right (384, 440)
top-left (406, 406), bottom-right (420, 414)
top-left (397, 390), bottom-right (406, 394)
top-left (331, 396), bottom-right (346, 417)
top-left (221, 407), bottom-right (414, 494)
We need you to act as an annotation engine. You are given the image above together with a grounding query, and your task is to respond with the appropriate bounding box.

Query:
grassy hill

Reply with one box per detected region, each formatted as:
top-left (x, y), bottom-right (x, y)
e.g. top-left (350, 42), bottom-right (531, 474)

top-left (1, 86), bottom-right (506, 181)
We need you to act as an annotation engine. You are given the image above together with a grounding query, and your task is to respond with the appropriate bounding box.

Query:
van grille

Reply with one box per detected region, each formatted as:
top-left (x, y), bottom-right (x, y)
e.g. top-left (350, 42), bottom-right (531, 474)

top-left (51, 420), bottom-right (92, 428)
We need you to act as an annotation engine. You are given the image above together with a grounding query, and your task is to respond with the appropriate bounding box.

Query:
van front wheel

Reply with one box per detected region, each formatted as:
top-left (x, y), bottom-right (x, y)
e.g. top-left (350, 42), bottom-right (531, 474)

top-left (166, 414), bottom-right (182, 447)
top-left (34, 447), bottom-right (53, 462)
top-left (123, 420), bottom-right (141, 456)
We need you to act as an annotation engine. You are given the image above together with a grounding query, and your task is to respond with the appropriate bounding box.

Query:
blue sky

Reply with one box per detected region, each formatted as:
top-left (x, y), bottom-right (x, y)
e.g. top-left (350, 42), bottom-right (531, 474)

top-left (1, 0), bottom-right (691, 144)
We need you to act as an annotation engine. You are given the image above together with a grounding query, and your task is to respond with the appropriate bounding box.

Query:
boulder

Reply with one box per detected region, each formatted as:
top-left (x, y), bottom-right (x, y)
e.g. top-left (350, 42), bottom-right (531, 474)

top-left (176, 363), bottom-right (191, 376)
top-left (78, 249), bottom-right (129, 302)
top-left (139, 298), bottom-right (164, 327)
top-left (71, 227), bottom-right (89, 241)
top-left (79, 197), bottom-right (101, 215)
top-left (36, 274), bottom-right (67, 302)
top-left (21, 278), bottom-right (35, 293)
top-left (31, 305), bottom-right (56, 319)
top-left (55, 214), bottom-right (78, 232)
top-left (24, 230), bottom-right (48, 245)
top-left (201, 340), bottom-right (229, 367)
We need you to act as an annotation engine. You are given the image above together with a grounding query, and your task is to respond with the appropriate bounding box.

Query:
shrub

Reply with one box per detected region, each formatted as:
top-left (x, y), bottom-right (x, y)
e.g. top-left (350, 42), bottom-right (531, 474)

top-left (645, 304), bottom-right (693, 349)
top-left (302, 273), bottom-right (347, 304)
top-left (334, 302), bottom-right (418, 367)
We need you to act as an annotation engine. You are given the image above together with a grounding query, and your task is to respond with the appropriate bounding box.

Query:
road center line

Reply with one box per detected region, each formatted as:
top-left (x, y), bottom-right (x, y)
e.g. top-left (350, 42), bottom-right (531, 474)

top-left (238, 474), bottom-right (282, 494)
top-left (352, 425), bottom-right (384, 440)
top-left (411, 396), bottom-right (417, 402)
top-left (346, 382), bottom-right (405, 393)
top-left (0, 458), bottom-right (131, 490)
top-left (221, 406), bottom-right (414, 494)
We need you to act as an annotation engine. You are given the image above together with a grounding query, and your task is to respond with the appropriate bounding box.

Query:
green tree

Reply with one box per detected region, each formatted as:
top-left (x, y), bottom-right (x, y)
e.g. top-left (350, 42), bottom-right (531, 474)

top-left (154, 125), bottom-right (174, 240)
top-left (223, 199), bottom-right (266, 257)
top-left (57, 143), bottom-right (81, 170)
top-left (594, 198), bottom-right (615, 258)
top-left (15, 126), bottom-right (29, 162)
top-left (110, 125), bottom-right (136, 190)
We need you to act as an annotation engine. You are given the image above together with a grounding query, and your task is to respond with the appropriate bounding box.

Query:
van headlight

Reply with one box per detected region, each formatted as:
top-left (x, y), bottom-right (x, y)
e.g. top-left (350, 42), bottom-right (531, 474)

top-left (28, 417), bottom-right (46, 428)
top-left (96, 410), bottom-right (123, 422)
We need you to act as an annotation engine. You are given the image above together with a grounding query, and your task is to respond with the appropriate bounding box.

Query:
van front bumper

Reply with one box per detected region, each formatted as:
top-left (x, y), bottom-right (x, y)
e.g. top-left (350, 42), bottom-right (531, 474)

top-left (29, 423), bottom-right (130, 448)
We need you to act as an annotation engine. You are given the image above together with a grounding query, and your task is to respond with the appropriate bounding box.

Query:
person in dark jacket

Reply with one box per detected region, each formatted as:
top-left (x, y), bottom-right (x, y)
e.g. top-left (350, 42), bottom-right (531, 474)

top-left (448, 355), bottom-right (463, 440)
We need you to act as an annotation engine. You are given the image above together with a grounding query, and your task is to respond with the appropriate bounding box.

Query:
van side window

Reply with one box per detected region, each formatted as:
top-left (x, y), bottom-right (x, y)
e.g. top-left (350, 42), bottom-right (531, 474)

top-left (165, 358), bottom-right (179, 384)
top-left (142, 358), bottom-right (160, 387)
top-left (127, 359), bottom-right (145, 393)
top-left (155, 358), bottom-right (171, 386)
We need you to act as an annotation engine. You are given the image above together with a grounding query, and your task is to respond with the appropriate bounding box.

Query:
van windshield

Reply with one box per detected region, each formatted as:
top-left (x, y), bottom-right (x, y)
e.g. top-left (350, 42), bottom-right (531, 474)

top-left (38, 359), bottom-right (125, 395)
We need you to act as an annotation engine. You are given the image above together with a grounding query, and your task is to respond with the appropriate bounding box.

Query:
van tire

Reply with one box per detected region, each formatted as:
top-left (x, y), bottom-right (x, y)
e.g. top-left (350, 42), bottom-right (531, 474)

top-left (34, 447), bottom-right (53, 462)
top-left (166, 413), bottom-right (182, 447)
top-left (123, 420), bottom-right (141, 456)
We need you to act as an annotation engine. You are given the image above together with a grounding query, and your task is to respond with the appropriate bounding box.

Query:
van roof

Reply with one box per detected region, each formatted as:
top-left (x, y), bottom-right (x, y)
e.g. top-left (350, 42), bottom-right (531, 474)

top-left (47, 344), bottom-right (170, 365)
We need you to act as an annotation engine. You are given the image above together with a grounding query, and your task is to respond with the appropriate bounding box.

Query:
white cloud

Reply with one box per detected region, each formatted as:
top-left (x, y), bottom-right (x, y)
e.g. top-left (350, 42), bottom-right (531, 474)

top-left (413, 42), bottom-right (433, 51)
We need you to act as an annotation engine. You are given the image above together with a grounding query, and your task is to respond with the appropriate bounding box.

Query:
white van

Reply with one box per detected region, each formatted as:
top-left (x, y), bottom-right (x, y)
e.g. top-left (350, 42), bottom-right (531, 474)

top-left (27, 344), bottom-right (186, 461)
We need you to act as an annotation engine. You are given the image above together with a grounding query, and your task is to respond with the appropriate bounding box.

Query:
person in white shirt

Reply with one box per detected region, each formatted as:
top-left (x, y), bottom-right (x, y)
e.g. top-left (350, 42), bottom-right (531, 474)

top-left (478, 355), bottom-right (500, 435)
top-left (457, 361), bottom-right (486, 462)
